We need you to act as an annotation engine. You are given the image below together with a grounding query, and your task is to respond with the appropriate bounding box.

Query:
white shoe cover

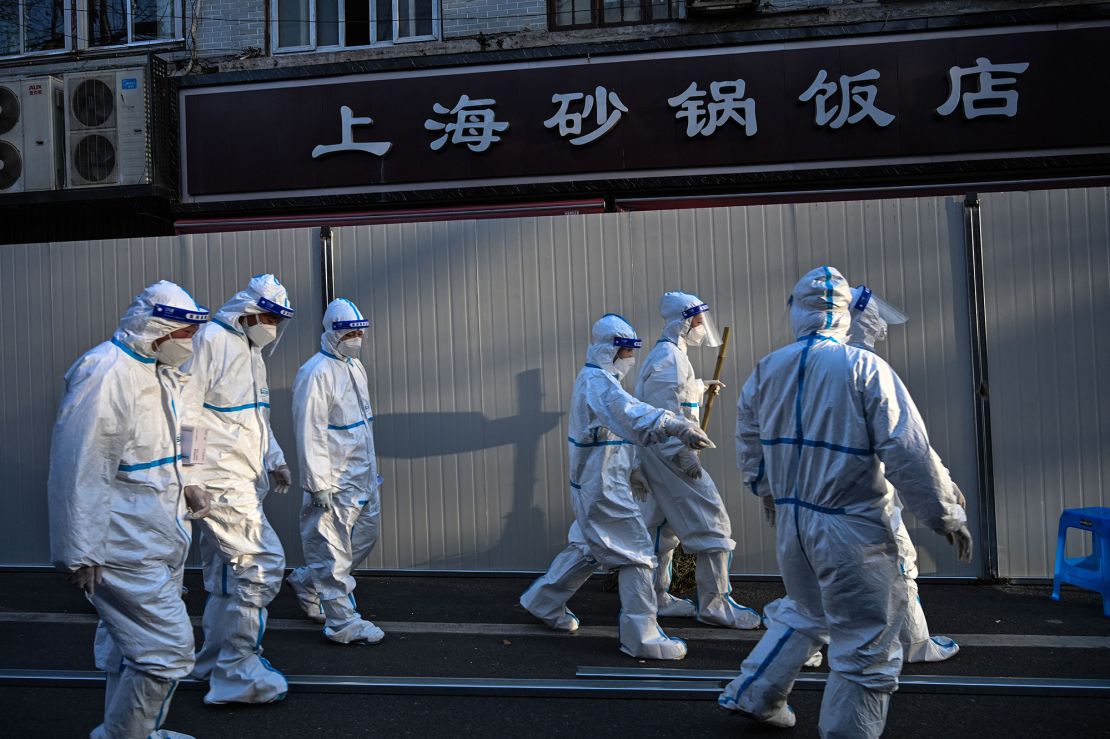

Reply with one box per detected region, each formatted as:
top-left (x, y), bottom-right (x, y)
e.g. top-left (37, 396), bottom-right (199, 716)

top-left (322, 595), bottom-right (385, 644)
top-left (657, 592), bottom-right (696, 618)
top-left (617, 565), bottom-right (687, 660)
top-left (519, 544), bottom-right (595, 632)
top-left (727, 703), bottom-right (797, 729)
top-left (286, 571), bottom-right (326, 624)
top-left (523, 605), bottom-right (580, 632)
top-left (695, 550), bottom-right (762, 630)
top-left (904, 635), bottom-right (959, 663)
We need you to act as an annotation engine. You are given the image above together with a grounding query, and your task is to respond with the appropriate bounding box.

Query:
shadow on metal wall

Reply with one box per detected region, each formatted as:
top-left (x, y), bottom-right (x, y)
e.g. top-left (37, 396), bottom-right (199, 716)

top-left (372, 369), bottom-right (564, 570)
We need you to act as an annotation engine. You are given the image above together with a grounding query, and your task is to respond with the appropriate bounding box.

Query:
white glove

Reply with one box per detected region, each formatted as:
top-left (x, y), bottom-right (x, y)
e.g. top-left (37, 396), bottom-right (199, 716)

top-left (311, 489), bottom-right (335, 511)
top-left (703, 379), bottom-right (726, 391)
top-left (69, 565), bottom-right (104, 597)
top-left (672, 449), bottom-right (703, 479)
top-left (762, 495), bottom-right (776, 528)
top-left (183, 485), bottom-right (212, 519)
top-left (629, 466), bottom-right (651, 502)
top-left (663, 416), bottom-right (713, 450)
top-left (952, 484), bottom-right (968, 509)
top-left (270, 464), bottom-right (292, 495)
top-left (946, 525), bottom-right (974, 564)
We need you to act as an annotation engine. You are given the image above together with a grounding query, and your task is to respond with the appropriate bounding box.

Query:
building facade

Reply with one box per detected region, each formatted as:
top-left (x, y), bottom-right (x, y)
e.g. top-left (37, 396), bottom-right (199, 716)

top-left (1, 1), bottom-right (1108, 240)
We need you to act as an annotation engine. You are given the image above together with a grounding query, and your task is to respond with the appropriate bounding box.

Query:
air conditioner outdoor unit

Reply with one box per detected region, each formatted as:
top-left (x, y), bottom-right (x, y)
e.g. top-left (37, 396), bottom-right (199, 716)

top-left (65, 68), bottom-right (150, 188)
top-left (0, 76), bottom-right (64, 195)
top-left (685, 0), bottom-right (757, 15)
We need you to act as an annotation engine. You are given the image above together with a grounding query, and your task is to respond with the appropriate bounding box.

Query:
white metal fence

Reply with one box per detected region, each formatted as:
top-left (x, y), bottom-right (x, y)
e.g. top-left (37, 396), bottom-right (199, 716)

top-left (2, 189), bottom-right (1103, 577)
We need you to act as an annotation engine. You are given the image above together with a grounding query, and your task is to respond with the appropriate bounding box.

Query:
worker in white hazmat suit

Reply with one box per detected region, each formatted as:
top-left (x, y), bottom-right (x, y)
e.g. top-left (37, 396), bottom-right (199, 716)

top-left (285, 299), bottom-right (384, 644)
top-left (48, 280), bottom-right (212, 739)
top-left (182, 274), bottom-right (294, 704)
top-left (520, 314), bottom-right (714, 660)
top-left (718, 266), bottom-right (972, 737)
top-left (847, 284), bottom-right (962, 663)
top-left (633, 292), bottom-right (761, 629)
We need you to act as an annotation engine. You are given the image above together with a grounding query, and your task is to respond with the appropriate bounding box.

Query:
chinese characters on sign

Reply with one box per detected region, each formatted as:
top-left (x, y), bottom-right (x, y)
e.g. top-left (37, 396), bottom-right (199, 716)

top-left (311, 59), bottom-right (1029, 159)
top-left (544, 86), bottom-right (629, 146)
top-left (799, 69), bottom-right (895, 129)
top-left (312, 106), bottom-right (392, 158)
top-left (936, 57), bottom-right (1031, 119)
top-left (424, 95), bottom-right (510, 152)
top-left (668, 80), bottom-right (758, 137)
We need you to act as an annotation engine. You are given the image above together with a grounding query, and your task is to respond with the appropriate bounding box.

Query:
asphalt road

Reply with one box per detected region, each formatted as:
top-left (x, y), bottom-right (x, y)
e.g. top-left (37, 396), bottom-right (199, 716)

top-left (1, 572), bottom-right (1107, 737)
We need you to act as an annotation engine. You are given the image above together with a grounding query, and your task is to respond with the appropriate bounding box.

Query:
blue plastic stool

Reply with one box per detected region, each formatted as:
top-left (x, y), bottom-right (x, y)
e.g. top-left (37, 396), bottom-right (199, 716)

top-left (1051, 507), bottom-right (1110, 617)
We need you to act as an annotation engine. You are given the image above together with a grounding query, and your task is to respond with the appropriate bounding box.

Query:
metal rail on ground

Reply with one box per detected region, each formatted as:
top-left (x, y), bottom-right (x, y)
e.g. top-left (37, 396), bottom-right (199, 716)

top-left (575, 666), bottom-right (1110, 698)
top-left (0, 669), bottom-right (721, 699)
top-left (3, 668), bottom-right (1107, 700)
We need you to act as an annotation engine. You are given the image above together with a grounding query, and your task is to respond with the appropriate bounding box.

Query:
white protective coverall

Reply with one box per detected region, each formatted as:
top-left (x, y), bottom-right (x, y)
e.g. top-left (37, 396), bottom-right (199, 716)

top-left (520, 314), bottom-right (711, 660)
top-left (285, 299), bottom-right (384, 644)
top-left (634, 292), bottom-right (761, 629)
top-left (718, 267), bottom-right (970, 737)
top-left (182, 274), bottom-right (293, 704)
top-left (48, 280), bottom-right (209, 739)
top-left (847, 285), bottom-right (960, 663)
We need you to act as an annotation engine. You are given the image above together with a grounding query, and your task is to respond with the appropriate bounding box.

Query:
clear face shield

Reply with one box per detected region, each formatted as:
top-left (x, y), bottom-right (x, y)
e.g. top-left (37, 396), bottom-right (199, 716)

top-left (853, 286), bottom-right (908, 325)
top-left (682, 303), bottom-right (722, 348)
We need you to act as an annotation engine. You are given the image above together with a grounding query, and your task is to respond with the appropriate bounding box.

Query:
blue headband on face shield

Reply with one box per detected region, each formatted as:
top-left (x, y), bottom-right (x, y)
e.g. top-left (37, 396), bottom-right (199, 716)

top-left (853, 285), bottom-right (873, 313)
top-left (153, 304), bottom-right (210, 324)
top-left (257, 297), bottom-right (295, 319)
top-left (333, 319), bottom-right (369, 331)
top-left (613, 336), bottom-right (643, 348)
top-left (682, 303), bottom-right (709, 319)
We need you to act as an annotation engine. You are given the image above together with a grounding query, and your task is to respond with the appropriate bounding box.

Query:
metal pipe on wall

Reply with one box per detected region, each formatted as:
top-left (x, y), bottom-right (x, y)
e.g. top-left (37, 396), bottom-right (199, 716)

top-left (962, 193), bottom-right (1000, 581)
top-left (320, 225), bottom-right (336, 310)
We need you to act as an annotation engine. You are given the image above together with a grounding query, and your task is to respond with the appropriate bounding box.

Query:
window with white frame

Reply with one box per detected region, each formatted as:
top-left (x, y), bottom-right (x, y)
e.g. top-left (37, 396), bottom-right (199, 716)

top-left (275, 0), bottom-right (439, 52)
top-left (81, 0), bottom-right (183, 48)
top-left (0, 0), bottom-right (72, 57)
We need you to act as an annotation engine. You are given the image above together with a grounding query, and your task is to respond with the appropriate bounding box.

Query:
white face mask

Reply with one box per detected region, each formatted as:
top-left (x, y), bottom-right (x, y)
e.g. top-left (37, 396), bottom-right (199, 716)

top-left (155, 337), bottom-right (194, 367)
top-left (338, 337), bottom-right (362, 358)
top-left (245, 320), bottom-right (278, 348)
top-left (685, 323), bottom-right (708, 347)
top-left (613, 356), bottom-right (636, 378)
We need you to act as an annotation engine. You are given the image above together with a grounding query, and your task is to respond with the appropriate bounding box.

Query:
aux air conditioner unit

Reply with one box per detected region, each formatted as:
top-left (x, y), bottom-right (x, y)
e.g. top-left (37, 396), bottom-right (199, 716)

top-left (65, 69), bottom-right (150, 188)
top-left (0, 76), bottom-right (64, 195)
top-left (685, 0), bottom-right (757, 16)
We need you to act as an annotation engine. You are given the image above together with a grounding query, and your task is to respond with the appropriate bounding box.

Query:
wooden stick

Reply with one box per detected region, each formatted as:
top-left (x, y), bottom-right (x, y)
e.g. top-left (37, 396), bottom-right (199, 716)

top-left (700, 326), bottom-right (731, 432)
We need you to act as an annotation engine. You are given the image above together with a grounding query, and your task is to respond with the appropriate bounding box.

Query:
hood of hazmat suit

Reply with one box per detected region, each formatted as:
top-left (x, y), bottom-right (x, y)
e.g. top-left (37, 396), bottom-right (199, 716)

top-left (847, 285), bottom-right (908, 351)
top-left (721, 266), bottom-right (966, 737)
top-left (659, 291), bottom-right (722, 349)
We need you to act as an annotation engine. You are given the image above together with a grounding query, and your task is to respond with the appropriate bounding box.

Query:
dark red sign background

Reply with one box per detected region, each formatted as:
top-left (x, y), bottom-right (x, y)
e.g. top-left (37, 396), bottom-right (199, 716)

top-left (182, 25), bottom-right (1110, 198)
